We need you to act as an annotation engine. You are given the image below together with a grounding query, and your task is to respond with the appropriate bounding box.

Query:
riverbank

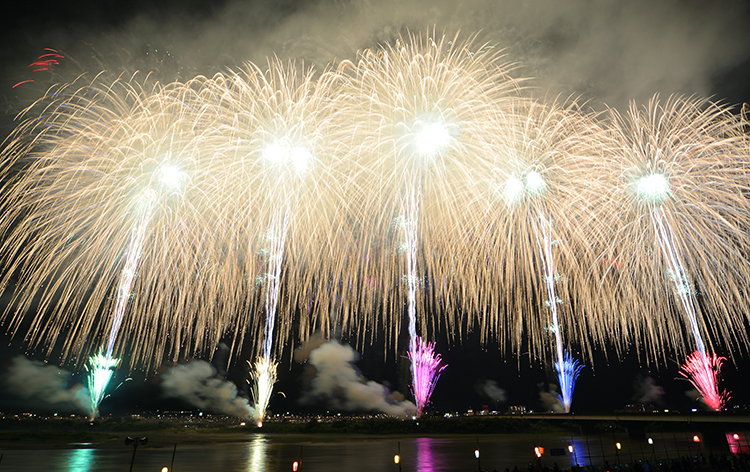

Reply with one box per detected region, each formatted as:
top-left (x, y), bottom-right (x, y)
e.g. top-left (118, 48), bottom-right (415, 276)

top-left (0, 415), bottom-right (570, 449)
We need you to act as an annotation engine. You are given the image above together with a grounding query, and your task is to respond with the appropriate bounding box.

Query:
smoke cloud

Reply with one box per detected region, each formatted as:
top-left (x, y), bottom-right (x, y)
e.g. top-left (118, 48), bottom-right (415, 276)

top-left (474, 379), bottom-right (507, 405)
top-left (683, 387), bottom-right (714, 410)
top-left (632, 373), bottom-right (665, 404)
top-left (161, 360), bottom-right (255, 419)
top-left (4, 356), bottom-right (91, 413)
top-left (4, 0), bottom-right (749, 115)
top-left (538, 383), bottom-right (565, 413)
top-left (299, 340), bottom-right (415, 416)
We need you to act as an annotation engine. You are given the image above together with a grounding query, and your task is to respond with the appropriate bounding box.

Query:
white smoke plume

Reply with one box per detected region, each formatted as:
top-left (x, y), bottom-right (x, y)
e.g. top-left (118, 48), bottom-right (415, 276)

top-left (538, 383), bottom-right (565, 413)
top-left (4, 0), bottom-right (748, 115)
top-left (161, 360), bottom-right (255, 419)
top-left (4, 356), bottom-right (91, 413)
top-left (475, 379), bottom-right (508, 405)
top-left (683, 387), bottom-right (713, 410)
top-left (632, 373), bottom-right (665, 404)
top-left (299, 340), bottom-right (416, 416)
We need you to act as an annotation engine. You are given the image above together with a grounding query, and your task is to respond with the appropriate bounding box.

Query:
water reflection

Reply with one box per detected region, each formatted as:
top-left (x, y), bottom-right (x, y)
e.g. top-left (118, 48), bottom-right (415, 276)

top-left (568, 439), bottom-right (588, 467)
top-left (66, 448), bottom-right (93, 472)
top-left (415, 437), bottom-right (435, 472)
top-left (726, 433), bottom-right (749, 454)
top-left (247, 435), bottom-right (268, 472)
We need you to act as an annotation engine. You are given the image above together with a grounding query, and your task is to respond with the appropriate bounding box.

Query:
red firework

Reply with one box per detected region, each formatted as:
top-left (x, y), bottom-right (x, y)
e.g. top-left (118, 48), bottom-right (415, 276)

top-left (679, 351), bottom-right (731, 411)
top-left (13, 48), bottom-right (64, 88)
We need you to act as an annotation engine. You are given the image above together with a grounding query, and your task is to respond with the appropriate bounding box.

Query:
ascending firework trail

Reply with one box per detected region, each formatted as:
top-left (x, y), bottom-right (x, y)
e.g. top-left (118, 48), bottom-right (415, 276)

top-left (598, 96), bottom-right (750, 410)
top-left (88, 169), bottom-right (184, 419)
top-left (341, 33), bottom-right (521, 416)
top-left (494, 100), bottom-right (596, 412)
top-left (402, 181), bottom-right (446, 417)
top-left (248, 206), bottom-right (288, 427)
top-left (0, 75), bottom-right (213, 419)
top-left (208, 60), bottom-right (345, 425)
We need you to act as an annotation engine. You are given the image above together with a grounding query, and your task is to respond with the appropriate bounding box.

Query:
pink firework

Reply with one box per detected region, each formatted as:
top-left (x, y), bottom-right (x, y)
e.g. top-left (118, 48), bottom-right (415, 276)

top-left (679, 351), bottom-right (731, 411)
top-left (408, 336), bottom-right (447, 417)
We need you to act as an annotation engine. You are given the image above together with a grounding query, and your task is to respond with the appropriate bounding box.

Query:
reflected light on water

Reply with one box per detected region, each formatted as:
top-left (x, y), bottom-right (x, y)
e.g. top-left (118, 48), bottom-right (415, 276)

top-left (415, 437), bottom-right (437, 472)
top-left (571, 439), bottom-right (590, 467)
top-left (727, 433), bottom-right (749, 454)
top-left (247, 435), bottom-right (268, 472)
top-left (67, 449), bottom-right (93, 472)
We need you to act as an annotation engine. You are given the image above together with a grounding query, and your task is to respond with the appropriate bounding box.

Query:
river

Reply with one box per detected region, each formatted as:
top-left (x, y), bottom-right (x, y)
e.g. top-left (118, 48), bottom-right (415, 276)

top-left (0, 430), bottom-right (739, 471)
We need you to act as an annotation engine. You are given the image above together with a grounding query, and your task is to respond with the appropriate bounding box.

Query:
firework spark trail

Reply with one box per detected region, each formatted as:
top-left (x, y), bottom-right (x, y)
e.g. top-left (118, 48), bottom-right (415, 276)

top-left (105, 195), bottom-right (155, 358)
top-left (0, 74), bottom-right (231, 381)
top-left (597, 96), bottom-right (750, 408)
top-left (491, 98), bottom-right (599, 410)
top-left (650, 205), bottom-right (727, 409)
top-left (679, 351), bottom-right (730, 411)
top-left (204, 60), bottom-right (344, 423)
top-left (408, 337), bottom-right (446, 417)
top-left (554, 351), bottom-right (583, 411)
top-left (404, 184), bottom-right (420, 345)
top-left (649, 206), bottom-right (705, 355)
top-left (85, 192), bottom-right (154, 419)
top-left (262, 206), bottom-right (290, 360)
top-left (533, 211), bottom-right (578, 412)
top-left (402, 182), bottom-right (446, 416)
top-left (251, 205), bottom-right (290, 425)
top-left (338, 32), bottom-right (524, 413)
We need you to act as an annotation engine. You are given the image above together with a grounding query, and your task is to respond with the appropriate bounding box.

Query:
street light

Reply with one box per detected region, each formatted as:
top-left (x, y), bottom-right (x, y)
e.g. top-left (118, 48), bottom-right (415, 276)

top-left (394, 441), bottom-right (402, 472)
top-left (125, 436), bottom-right (148, 472)
top-left (474, 448), bottom-right (481, 472)
top-left (648, 437), bottom-right (656, 461)
top-left (614, 441), bottom-right (621, 464)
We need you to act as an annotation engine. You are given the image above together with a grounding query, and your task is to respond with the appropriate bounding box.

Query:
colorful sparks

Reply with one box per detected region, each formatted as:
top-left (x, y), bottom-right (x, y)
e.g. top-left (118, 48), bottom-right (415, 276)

top-left (408, 336), bottom-right (447, 417)
top-left (249, 356), bottom-right (279, 426)
top-left (0, 33), bottom-right (748, 418)
top-left (13, 48), bottom-right (64, 88)
top-left (679, 351), bottom-right (731, 411)
top-left (555, 351), bottom-right (584, 413)
top-left (85, 351), bottom-right (120, 421)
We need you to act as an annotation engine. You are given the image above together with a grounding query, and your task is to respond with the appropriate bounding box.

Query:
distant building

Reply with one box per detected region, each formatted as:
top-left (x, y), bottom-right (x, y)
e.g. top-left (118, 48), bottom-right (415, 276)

top-left (507, 405), bottom-right (527, 415)
top-left (624, 403), bottom-right (657, 413)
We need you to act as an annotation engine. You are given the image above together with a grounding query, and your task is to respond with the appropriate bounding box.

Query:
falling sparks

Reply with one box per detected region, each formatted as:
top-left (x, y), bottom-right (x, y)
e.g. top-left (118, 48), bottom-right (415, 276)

top-left (0, 33), bottom-right (748, 413)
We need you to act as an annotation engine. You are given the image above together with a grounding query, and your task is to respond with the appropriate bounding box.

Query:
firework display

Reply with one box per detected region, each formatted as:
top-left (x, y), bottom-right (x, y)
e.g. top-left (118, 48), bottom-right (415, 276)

top-left (1, 32), bottom-right (749, 418)
top-left (337, 35), bottom-right (521, 414)
top-left (591, 96), bottom-right (750, 408)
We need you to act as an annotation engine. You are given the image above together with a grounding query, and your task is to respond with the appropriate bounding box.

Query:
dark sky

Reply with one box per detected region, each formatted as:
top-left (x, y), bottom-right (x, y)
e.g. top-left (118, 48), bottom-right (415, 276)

top-left (1, 0), bottom-right (750, 417)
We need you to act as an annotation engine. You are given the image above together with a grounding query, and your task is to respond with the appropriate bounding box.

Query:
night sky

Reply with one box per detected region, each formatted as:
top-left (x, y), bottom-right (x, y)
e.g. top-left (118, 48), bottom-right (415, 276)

top-left (1, 0), bottom-right (750, 417)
